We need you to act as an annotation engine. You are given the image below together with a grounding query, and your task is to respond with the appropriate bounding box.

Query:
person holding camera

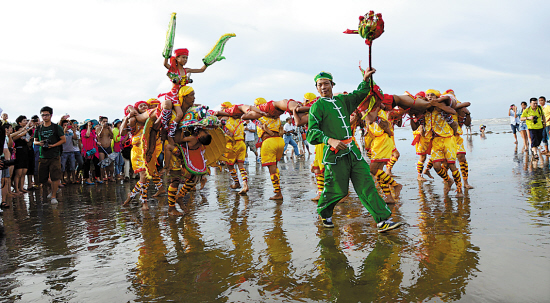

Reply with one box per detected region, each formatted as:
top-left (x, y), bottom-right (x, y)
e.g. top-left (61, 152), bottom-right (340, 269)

top-left (96, 116), bottom-right (114, 182)
top-left (509, 104), bottom-right (519, 144)
top-left (521, 98), bottom-right (546, 160)
top-left (11, 115), bottom-right (36, 194)
top-left (33, 106), bottom-right (65, 204)
top-left (283, 117), bottom-right (302, 158)
top-left (243, 121), bottom-right (258, 163)
top-left (60, 119), bottom-right (77, 185)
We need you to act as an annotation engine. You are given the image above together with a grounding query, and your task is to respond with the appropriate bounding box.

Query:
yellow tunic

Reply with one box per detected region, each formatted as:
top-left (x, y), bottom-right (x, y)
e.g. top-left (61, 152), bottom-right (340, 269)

top-left (131, 124), bottom-right (146, 174)
top-left (313, 143), bottom-right (325, 172)
top-left (257, 116), bottom-right (284, 166)
top-left (430, 110), bottom-right (457, 163)
top-left (257, 116), bottom-right (280, 138)
top-left (224, 117), bottom-right (246, 165)
top-left (413, 128), bottom-right (432, 155)
top-left (367, 110), bottom-right (395, 162)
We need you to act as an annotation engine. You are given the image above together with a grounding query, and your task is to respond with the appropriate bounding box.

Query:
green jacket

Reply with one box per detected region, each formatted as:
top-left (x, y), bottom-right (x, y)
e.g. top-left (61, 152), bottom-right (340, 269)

top-left (306, 80), bottom-right (373, 164)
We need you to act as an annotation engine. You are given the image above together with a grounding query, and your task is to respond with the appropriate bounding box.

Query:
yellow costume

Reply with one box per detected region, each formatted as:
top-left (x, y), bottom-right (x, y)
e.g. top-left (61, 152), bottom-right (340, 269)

top-left (131, 124), bottom-right (146, 174)
top-left (430, 110), bottom-right (456, 164)
top-left (312, 143), bottom-right (325, 172)
top-left (452, 112), bottom-right (466, 155)
top-left (312, 143), bottom-right (326, 194)
top-left (258, 116), bottom-right (284, 166)
top-left (367, 110), bottom-right (395, 163)
top-left (413, 128), bottom-right (432, 155)
top-left (223, 117), bottom-right (246, 166)
top-left (127, 122), bottom-right (151, 205)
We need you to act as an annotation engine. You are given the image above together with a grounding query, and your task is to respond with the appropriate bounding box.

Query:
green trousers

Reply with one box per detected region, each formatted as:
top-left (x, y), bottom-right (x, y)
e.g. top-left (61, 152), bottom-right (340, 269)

top-left (317, 153), bottom-right (391, 223)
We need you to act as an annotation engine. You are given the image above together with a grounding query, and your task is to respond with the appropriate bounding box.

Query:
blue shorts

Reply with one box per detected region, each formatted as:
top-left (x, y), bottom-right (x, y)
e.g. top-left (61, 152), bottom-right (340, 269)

top-left (1, 168), bottom-right (9, 178)
top-left (511, 124), bottom-right (519, 134)
top-left (519, 123), bottom-right (528, 131)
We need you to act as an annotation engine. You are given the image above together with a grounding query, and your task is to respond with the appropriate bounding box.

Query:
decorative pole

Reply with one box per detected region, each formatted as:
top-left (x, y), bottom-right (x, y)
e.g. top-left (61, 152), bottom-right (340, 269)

top-left (344, 11), bottom-right (385, 114)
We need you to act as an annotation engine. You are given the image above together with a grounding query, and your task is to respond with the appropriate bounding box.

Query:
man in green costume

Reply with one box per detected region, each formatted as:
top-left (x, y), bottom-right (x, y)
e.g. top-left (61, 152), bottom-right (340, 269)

top-left (306, 68), bottom-right (402, 232)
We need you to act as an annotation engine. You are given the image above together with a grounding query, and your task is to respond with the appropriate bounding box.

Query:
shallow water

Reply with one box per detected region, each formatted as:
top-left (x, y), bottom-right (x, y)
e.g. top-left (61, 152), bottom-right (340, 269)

top-left (1, 122), bottom-right (549, 302)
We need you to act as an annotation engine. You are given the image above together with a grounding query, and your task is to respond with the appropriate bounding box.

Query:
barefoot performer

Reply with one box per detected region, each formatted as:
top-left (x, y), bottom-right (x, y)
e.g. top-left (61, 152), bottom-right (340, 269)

top-left (220, 103), bottom-right (250, 195)
top-left (364, 108), bottom-right (403, 203)
top-left (121, 101), bottom-right (153, 210)
top-left (242, 98), bottom-right (285, 200)
top-left (447, 89), bottom-right (474, 189)
top-left (304, 93), bottom-right (327, 202)
top-left (166, 127), bottom-right (212, 216)
top-left (425, 89), bottom-right (463, 197)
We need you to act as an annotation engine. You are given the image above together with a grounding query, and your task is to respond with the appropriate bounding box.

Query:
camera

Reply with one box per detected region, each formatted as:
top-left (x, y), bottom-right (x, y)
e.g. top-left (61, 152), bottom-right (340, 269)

top-left (0, 158), bottom-right (15, 168)
top-left (42, 140), bottom-right (50, 148)
top-left (533, 116), bottom-right (538, 124)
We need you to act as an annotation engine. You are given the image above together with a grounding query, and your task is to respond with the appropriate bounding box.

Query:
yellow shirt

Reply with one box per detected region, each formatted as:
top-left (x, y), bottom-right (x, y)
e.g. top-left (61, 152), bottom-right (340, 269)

top-left (521, 106), bottom-right (544, 129)
top-left (224, 117), bottom-right (244, 141)
top-left (368, 110), bottom-right (389, 137)
top-left (257, 116), bottom-right (281, 138)
top-left (543, 105), bottom-right (550, 126)
top-left (431, 110), bottom-right (454, 138)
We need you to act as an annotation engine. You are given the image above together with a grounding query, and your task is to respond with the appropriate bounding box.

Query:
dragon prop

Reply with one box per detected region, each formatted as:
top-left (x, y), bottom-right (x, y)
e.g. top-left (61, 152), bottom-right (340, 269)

top-left (179, 105), bottom-right (221, 129)
top-left (343, 11), bottom-right (385, 116)
top-left (343, 11), bottom-right (385, 46)
top-left (162, 12), bottom-right (177, 59)
top-left (202, 33), bottom-right (236, 67)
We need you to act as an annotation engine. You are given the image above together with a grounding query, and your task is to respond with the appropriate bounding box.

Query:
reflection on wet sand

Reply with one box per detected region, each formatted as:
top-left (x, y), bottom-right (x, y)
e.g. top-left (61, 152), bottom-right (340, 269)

top-left (519, 157), bottom-right (550, 226)
top-left (406, 183), bottom-right (480, 302)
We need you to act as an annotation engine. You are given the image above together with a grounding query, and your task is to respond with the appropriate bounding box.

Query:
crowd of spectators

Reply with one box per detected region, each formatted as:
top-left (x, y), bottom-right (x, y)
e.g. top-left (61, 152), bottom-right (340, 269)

top-left (509, 96), bottom-right (549, 160)
top-left (0, 106), bottom-right (131, 210)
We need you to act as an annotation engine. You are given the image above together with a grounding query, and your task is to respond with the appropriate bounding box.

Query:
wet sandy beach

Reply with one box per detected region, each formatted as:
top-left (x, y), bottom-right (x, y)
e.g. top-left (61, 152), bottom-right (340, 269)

top-left (1, 121), bottom-right (549, 302)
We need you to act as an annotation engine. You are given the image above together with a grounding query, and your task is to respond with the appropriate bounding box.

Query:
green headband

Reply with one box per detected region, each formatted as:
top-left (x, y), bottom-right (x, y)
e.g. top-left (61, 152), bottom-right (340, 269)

top-left (314, 71), bottom-right (333, 83)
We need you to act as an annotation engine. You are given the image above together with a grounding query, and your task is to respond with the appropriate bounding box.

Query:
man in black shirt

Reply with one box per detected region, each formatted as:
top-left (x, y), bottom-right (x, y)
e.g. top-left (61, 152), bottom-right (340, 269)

top-left (33, 106), bottom-right (65, 203)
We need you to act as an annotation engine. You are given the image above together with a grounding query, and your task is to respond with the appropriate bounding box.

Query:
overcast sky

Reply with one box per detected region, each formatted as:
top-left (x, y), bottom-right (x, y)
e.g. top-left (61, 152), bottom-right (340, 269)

top-left (1, 0), bottom-right (549, 123)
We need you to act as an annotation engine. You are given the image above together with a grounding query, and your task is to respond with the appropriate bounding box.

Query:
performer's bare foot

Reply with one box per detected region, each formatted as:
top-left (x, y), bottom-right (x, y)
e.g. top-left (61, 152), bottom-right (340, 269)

top-left (464, 181), bottom-right (474, 189)
top-left (443, 180), bottom-right (453, 195)
top-left (168, 206), bottom-right (184, 216)
top-left (176, 198), bottom-right (187, 212)
top-left (238, 182), bottom-right (249, 195)
top-left (269, 191), bottom-right (283, 200)
top-left (311, 192), bottom-right (322, 201)
top-left (141, 202), bottom-right (150, 211)
top-left (423, 168), bottom-right (434, 179)
top-left (417, 175), bottom-right (427, 181)
top-left (230, 182), bottom-right (241, 189)
top-left (456, 189), bottom-right (464, 198)
top-left (384, 194), bottom-right (396, 204)
top-left (122, 193), bottom-right (133, 206)
top-left (392, 184), bottom-right (403, 199)
top-left (200, 178), bottom-right (207, 190)
top-left (152, 186), bottom-right (165, 197)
